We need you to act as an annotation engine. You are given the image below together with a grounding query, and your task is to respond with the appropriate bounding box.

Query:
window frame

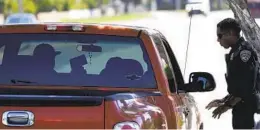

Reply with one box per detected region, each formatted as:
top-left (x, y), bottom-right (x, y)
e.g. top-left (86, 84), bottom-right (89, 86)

top-left (150, 32), bottom-right (178, 93)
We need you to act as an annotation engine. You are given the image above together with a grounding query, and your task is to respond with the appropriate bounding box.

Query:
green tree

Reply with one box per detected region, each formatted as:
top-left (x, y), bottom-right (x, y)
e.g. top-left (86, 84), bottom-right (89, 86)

top-left (67, 0), bottom-right (87, 10)
top-left (81, 0), bottom-right (109, 8)
top-left (23, 0), bottom-right (37, 14)
top-left (35, 0), bottom-right (53, 13)
top-left (82, 0), bottom-right (97, 8)
top-left (3, 0), bottom-right (18, 16)
top-left (35, 0), bottom-right (70, 12)
top-left (63, 1), bottom-right (69, 11)
top-left (4, 0), bottom-right (38, 15)
top-left (2, 0), bottom-right (110, 16)
top-left (49, 0), bottom-right (68, 11)
top-left (0, 0), bottom-right (4, 13)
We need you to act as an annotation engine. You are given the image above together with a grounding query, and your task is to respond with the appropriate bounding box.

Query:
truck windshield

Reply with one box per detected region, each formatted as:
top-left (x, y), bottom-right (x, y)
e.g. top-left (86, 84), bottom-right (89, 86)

top-left (0, 33), bottom-right (156, 88)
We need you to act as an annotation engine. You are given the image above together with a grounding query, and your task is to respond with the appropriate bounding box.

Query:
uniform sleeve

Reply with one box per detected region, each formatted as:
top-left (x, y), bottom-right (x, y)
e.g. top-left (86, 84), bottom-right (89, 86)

top-left (227, 48), bottom-right (256, 101)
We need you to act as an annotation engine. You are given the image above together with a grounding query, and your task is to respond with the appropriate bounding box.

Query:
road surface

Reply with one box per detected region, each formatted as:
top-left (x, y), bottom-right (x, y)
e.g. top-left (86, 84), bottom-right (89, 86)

top-left (110, 10), bottom-right (236, 130)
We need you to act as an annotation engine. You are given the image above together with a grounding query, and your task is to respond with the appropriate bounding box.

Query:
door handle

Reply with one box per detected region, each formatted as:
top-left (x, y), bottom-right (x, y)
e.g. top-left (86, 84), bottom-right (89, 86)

top-left (2, 111), bottom-right (34, 127)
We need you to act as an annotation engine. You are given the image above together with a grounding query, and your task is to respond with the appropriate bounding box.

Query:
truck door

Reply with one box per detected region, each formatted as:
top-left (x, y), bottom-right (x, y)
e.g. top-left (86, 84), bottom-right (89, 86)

top-left (159, 33), bottom-right (198, 130)
top-left (151, 33), bottom-right (189, 129)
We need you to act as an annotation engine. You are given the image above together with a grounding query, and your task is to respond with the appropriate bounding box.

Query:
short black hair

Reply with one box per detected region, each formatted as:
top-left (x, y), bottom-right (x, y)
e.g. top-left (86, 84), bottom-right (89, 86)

top-left (217, 18), bottom-right (241, 37)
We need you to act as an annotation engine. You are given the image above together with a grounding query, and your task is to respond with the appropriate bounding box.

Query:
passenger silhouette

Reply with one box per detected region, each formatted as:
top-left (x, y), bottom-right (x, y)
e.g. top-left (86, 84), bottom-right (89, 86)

top-left (33, 44), bottom-right (61, 78)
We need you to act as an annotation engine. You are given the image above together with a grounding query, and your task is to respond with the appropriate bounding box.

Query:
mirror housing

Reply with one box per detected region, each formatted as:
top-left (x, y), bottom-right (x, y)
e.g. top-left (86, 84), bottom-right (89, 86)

top-left (181, 72), bottom-right (216, 92)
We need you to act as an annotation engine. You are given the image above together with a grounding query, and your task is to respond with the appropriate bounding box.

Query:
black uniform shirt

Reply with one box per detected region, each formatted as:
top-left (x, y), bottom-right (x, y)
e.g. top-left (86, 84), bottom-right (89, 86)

top-left (225, 37), bottom-right (258, 102)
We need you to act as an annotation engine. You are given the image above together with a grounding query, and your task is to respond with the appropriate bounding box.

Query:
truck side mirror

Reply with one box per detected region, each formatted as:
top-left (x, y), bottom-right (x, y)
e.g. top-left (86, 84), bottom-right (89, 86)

top-left (183, 72), bottom-right (216, 92)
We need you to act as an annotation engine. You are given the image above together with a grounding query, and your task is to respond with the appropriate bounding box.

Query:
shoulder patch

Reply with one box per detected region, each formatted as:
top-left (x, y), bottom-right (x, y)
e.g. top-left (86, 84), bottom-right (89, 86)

top-left (240, 50), bottom-right (251, 62)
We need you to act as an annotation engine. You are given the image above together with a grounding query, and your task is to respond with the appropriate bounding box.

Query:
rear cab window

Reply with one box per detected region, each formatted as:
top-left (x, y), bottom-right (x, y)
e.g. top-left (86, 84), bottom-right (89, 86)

top-left (0, 33), bottom-right (156, 88)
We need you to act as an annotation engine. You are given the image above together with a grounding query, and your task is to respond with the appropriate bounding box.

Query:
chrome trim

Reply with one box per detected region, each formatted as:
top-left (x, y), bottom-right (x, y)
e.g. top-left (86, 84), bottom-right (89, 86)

top-left (2, 111), bottom-right (34, 127)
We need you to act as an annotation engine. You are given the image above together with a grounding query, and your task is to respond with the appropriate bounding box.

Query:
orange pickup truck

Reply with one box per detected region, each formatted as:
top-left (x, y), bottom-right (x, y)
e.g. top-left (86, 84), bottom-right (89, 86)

top-left (0, 23), bottom-right (216, 129)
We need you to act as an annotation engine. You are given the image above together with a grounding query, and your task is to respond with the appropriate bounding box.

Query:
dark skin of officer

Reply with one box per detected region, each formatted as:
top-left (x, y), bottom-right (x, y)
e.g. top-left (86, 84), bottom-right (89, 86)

top-left (206, 18), bottom-right (257, 129)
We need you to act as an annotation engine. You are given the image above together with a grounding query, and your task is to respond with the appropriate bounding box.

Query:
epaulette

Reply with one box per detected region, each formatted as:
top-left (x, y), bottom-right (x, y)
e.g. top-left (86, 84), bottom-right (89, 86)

top-left (240, 41), bottom-right (252, 51)
top-left (232, 41), bottom-right (250, 59)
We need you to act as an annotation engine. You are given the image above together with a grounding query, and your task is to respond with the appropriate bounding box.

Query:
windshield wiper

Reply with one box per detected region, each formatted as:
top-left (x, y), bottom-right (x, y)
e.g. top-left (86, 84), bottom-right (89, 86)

top-left (10, 79), bottom-right (36, 84)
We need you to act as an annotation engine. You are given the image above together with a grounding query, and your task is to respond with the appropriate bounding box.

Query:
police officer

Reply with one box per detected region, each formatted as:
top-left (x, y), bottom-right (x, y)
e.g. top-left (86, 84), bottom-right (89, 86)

top-left (206, 18), bottom-right (258, 129)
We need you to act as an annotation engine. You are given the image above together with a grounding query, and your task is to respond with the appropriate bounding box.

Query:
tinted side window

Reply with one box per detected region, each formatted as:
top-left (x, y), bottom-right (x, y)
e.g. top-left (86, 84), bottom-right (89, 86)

top-left (159, 34), bottom-right (185, 86)
top-left (150, 33), bottom-right (177, 93)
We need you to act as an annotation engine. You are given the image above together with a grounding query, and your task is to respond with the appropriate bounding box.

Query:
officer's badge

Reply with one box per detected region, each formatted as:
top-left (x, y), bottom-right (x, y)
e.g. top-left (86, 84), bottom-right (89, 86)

top-left (240, 50), bottom-right (251, 62)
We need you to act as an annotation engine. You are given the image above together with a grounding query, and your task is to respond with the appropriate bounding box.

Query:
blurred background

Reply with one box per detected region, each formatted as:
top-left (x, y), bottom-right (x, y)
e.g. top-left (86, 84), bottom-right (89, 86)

top-left (0, 0), bottom-right (232, 23)
top-left (1, 0), bottom-right (260, 129)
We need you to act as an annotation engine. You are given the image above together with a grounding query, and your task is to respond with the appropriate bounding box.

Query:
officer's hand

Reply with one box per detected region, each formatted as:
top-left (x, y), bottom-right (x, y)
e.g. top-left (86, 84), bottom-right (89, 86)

top-left (206, 99), bottom-right (223, 110)
top-left (212, 105), bottom-right (230, 119)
